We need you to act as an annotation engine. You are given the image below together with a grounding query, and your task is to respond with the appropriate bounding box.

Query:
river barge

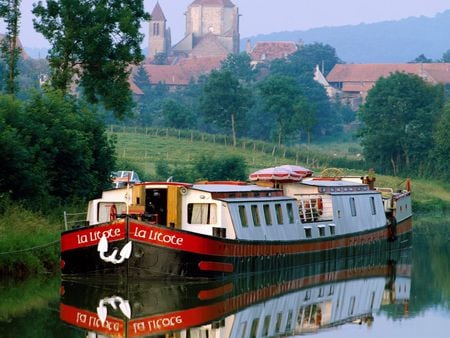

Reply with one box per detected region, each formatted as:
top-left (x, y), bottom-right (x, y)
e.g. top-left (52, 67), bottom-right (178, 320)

top-left (60, 166), bottom-right (412, 279)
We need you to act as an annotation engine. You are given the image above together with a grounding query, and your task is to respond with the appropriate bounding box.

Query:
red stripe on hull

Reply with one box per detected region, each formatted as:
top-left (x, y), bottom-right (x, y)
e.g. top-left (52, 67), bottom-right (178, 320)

top-left (198, 261), bottom-right (234, 273)
top-left (128, 218), bottom-right (412, 258)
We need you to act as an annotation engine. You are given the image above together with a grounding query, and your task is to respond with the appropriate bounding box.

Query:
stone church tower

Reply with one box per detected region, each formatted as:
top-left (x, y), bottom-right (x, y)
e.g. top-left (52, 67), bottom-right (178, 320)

top-left (172, 0), bottom-right (240, 56)
top-left (148, 2), bottom-right (171, 58)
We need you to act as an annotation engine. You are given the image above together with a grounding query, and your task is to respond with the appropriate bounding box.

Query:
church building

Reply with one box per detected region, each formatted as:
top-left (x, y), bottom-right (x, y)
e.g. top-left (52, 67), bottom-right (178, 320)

top-left (148, 0), bottom-right (240, 59)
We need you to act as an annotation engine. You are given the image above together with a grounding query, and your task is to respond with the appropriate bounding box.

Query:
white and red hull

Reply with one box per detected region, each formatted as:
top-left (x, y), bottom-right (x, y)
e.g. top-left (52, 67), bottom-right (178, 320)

top-left (61, 217), bottom-right (412, 280)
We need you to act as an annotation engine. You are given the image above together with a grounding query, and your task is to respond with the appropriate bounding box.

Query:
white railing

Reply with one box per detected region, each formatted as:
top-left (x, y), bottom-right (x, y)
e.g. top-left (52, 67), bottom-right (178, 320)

top-left (296, 195), bottom-right (333, 223)
top-left (63, 211), bottom-right (88, 230)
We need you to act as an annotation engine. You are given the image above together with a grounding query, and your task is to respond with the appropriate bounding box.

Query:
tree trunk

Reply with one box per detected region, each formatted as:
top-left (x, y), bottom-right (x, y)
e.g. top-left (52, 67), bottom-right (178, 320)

top-left (390, 155), bottom-right (397, 176)
top-left (231, 113), bottom-right (237, 147)
top-left (278, 125), bottom-right (283, 147)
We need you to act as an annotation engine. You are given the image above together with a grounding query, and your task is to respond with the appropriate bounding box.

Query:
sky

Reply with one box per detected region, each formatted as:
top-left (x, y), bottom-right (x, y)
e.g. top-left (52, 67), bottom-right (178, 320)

top-left (2, 0), bottom-right (450, 48)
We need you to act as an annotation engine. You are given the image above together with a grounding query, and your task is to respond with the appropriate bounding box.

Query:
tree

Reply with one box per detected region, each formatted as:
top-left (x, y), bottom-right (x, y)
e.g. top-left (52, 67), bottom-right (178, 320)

top-left (162, 99), bottom-right (195, 129)
top-left (0, 91), bottom-right (115, 206)
top-left (258, 75), bottom-right (303, 145)
top-left (200, 70), bottom-right (252, 146)
top-left (359, 72), bottom-right (445, 176)
top-left (133, 65), bottom-right (151, 95)
top-left (430, 104), bottom-right (450, 181)
top-left (271, 42), bottom-right (342, 78)
top-left (194, 154), bottom-right (247, 181)
top-left (293, 96), bottom-right (316, 144)
top-left (442, 50), bottom-right (450, 63)
top-left (409, 54), bottom-right (433, 63)
top-left (220, 52), bottom-right (256, 83)
top-left (0, 0), bottom-right (21, 95)
top-left (32, 0), bottom-right (150, 118)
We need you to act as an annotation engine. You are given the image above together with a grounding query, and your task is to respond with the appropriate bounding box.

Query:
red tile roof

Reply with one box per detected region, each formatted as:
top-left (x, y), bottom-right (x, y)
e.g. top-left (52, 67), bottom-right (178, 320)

top-left (249, 42), bottom-right (298, 62)
top-left (327, 63), bottom-right (450, 84)
top-left (140, 56), bottom-right (225, 87)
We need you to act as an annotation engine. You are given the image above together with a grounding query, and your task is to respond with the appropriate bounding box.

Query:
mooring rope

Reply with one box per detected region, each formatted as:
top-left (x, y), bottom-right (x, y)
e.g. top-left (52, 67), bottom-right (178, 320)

top-left (0, 239), bottom-right (59, 255)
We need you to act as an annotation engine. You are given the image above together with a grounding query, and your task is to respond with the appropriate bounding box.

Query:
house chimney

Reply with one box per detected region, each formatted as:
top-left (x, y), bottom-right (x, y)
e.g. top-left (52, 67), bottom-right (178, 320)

top-left (246, 39), bottom-right (252, 54)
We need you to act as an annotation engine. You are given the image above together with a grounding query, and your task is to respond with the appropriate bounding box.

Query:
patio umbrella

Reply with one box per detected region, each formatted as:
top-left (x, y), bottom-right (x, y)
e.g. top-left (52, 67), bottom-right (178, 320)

top-left (277, 165), bottom-right (313, 177)
top-left (249, 166), bottom-right (308, 182)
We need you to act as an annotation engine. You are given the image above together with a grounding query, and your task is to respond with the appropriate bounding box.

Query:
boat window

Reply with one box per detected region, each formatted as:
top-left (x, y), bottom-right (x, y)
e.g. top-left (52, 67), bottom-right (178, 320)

top-left (251, 205), bottom-right (261, 227)
top-left (98, 202), bottom-right (126, 222)
top-left (238, 322), bottom-right (247, 338)
top-left (239, 205), bottom-right (248, 227)
top-left (349, 197), bottom-right (357, 217)
top-left (304, 227), bottom-right (312, 238)
top-left (370, 196), bottom-right (376, 215)
top-left (285, 310), bottom-right (293, 331)
top-left (318, 225), bottom-right (326, 237)
top-left (275, 203), bottom-right (283, 224)
top-left (263, 204), bottom-right (272, 225)
top-left (287, 203), bottom-right (294, 223)
top-left (263, 315), bottom-right (271, 336)
top-left (329, 224), bottom-right (336, 235)
top-left (187, 203), bottom-right (217, 224)
top-left (250, 318), bottom-right (259, 338)
top-left (275, 313), bottom-right (282, 333)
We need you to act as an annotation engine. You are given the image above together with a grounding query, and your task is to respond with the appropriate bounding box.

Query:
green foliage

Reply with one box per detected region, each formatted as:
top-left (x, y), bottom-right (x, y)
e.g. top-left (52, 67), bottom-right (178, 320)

top-left (194, 154), bottom-right (247, 181)
top-left (32, 0), bottom-right (150, 118)
top-left (258, 75), bottom-right (303, 145)
top-left (267, 43), bottom-right (344, 138)
top-left (200, 70), bottom-right (253, 146)
top-left (429, 104), bottom-right (450, 181)
top-left (409, 53), bottom-right (433, 63)
top-left (0, 200), bottom-right (60, 277)
top-left (220, 52), bottom-right (256, 83)
top-left (162, 99), bottom-right (195, 129)
top-left (0, 0), bottom-right (22, 95)
top-left (359, 72), bottom-right (446, 177)
top-left (133, 65), bottom-right (152, 95)
top-left (442, 50), bottom-right (450, 62)
top-left (0, 91), bottom-right (116, 206)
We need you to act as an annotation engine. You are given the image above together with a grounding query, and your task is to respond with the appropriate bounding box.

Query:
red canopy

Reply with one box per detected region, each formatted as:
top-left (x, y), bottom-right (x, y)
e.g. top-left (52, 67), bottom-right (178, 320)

top-left (249, 165), bottom-right (312, 182)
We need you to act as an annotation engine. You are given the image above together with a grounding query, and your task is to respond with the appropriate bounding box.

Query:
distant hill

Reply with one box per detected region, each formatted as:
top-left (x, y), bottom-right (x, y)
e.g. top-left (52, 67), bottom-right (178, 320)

top-left (242, 10), bottom-right (450, 63)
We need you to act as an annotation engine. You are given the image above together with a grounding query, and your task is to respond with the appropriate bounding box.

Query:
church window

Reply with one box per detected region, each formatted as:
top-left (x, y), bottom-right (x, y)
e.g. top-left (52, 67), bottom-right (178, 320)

top-left (153, 23), bottom-right (160, 36)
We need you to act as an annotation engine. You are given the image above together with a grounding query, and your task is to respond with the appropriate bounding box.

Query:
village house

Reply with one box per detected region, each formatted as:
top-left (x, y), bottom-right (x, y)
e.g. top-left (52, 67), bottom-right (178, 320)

top-left (320, 63), bottom-right (450, 110)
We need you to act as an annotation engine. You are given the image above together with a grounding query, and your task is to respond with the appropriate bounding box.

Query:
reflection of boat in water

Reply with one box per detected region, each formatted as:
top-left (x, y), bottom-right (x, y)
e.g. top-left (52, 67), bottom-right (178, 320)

top-left (61, 165), bottom-right (412, 279)
top-left (60, 245), bottom-right (411, 337)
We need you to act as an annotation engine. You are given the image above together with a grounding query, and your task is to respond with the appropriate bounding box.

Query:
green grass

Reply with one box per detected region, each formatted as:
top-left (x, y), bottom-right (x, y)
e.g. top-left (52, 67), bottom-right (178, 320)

top-left (111, 129), bottom-right (365, 178)
top-left (0, 202), bottom-right (62, 278)
top-left (112, 129), bottom-right (450, 217)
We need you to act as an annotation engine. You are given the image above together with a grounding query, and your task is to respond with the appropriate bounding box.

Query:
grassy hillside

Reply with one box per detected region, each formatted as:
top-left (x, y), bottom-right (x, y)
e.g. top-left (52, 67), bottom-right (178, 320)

top-left (112, 128), bottom-right (449, 216)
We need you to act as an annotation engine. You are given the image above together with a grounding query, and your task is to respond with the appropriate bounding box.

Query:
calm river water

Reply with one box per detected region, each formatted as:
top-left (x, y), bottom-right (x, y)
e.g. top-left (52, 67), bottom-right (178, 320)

top-left (0, 220), bottom-right (448, 338)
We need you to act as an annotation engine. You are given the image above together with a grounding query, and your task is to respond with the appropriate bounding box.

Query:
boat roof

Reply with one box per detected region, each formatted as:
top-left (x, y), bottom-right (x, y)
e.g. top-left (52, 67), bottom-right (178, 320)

top-left (192, 183), bottom-right (279, 193)
top-left (301, 179), bottom-right (365, 188)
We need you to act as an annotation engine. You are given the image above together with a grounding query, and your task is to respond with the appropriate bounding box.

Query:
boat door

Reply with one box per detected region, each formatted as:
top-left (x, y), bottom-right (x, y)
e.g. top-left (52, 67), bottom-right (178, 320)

top-left (145, 188), bottom-right (167, 226)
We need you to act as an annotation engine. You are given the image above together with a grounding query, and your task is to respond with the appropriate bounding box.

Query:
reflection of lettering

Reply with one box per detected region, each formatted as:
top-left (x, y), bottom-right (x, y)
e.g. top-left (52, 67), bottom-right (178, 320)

top-left (77, 228), bottom-right (122, 245)
top-left (132, 227), bottom-right (184, 246)
top-left (75, 310), bottom-right (120, 332)
top-left (131, 316), bottom-right (183, 334)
